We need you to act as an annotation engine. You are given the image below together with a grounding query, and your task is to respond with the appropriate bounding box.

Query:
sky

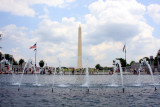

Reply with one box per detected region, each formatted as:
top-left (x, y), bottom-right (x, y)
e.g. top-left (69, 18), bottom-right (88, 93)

top-left (0, 0), bottom-right (160, 68)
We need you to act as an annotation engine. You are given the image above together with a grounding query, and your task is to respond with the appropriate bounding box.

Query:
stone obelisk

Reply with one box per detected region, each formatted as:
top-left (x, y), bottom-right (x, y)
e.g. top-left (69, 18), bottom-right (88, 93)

top-left (77, 24), bottom-right (82, 68)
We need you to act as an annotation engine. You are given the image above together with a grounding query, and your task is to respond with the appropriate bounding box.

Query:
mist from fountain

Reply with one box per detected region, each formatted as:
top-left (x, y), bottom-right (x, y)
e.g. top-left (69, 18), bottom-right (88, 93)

top-left (136, 64), bottom-right (142, 86)
top-left (82, 59), bottom-right (89, 88)
top-left (33, 63), bottom-right (41, 86)
top-left (110, 64), bottom-right (119, 87)
top-left (52, 66), bottom-right (56, 92)
top-left (58, 59), bottom-right (68, 87)
top-left (53, 66), bottom-right (56, 85)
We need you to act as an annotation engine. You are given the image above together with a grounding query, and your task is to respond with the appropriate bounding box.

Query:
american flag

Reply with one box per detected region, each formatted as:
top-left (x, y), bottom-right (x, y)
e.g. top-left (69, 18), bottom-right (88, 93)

top-left (29, 43), bottom-right (36, 49)
top-left (123, 44), bottom-right (125, 52)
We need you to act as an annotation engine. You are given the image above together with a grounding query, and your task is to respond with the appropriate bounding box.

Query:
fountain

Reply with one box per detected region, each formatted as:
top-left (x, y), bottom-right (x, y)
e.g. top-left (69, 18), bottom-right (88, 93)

top-left (110, 64), bottom-right (119, 87)
top-left (58, 59), bottom-right (68, 87)
top-left (136, 64), bottom-right (142, 86)
top-left (0, 59), bottom-right (12, 73)
top-left (141, 58), bottom-right (156, 90)
top-left (114, 60), bottom-right (124, 92)
top-left (52, 66), bottom-right (56, 92)
top-left (1, 58), bottom-right (160, 106)
top-left (18, 59), bottom-right (31, 91)
top-left (32, 63), bottom-right (40, 86)
top-left (82, 59), bottom-right (89, 92)
top-left (18, 59), bottom-right (40, 91)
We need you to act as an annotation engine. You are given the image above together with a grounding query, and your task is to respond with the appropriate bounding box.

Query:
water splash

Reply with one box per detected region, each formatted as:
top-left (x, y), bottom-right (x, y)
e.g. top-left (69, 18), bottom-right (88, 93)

top-left (82, 59), bottom-right (89, 87)
top-left (141, 58), bottom-right (156, 88)
top-left (115, 60), bottom-right (124, 89)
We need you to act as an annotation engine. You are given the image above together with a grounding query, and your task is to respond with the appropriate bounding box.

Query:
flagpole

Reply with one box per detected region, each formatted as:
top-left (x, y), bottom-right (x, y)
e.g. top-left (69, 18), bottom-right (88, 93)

top-left (35, 43), bottom-right (37, 72)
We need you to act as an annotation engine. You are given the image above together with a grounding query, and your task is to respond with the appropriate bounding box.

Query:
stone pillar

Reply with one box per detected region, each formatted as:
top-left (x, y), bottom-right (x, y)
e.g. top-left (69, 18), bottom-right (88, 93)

top-left (77, 25), bottom-right (82, 68)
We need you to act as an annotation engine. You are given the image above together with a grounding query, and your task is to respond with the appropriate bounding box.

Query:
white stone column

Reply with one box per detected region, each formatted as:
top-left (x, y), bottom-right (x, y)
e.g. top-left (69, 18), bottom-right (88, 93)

top-left (77, 25), bottom-right (82, 68)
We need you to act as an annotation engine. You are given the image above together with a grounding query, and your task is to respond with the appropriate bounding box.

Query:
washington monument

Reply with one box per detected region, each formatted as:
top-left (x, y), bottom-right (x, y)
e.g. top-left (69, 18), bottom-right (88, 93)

top-left (77, 24), bottom-right (82, 68)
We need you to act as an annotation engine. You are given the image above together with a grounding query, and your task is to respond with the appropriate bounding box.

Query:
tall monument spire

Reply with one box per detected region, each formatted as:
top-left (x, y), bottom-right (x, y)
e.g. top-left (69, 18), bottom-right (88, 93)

top-left (77, 24), bottom-right (82, 68)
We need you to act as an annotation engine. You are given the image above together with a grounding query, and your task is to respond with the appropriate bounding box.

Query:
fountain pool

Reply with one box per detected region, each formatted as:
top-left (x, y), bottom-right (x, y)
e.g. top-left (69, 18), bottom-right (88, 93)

top-left (0, 74), bottom-right (160, 107)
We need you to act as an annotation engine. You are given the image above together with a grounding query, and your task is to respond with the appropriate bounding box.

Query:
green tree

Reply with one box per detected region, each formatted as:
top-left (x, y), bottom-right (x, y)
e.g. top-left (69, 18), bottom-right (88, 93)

top-left (139, 59), bottom-right (143, 63)
top-left (116, 58), bottom-right (126, 67)
top-left (103, 67), bottom-right (108, 70)
top-left (130, 60), bottom-right (135, 66)
top-left (5, 54), bottom-right (10, 60)
top-left (19, 59), bottom-right (24, 65)
top-left (39, 60), bottom-right (45, 68)
top-left (95, 64), bottom-right (103, 70)
top-left (19, 59), bottom-right (24, 72)
top-left (95, 64), bottom-right (101, 70)
top-left (13, 58), bottom-right (18, 65)
top-left (139, 57), bottom-right (150, 64)
top-left (154, 57), bottom-right (157, 66)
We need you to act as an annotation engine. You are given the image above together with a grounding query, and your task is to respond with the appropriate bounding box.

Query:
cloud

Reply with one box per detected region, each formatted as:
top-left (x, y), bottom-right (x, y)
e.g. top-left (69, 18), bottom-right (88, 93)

top-left (148, 4), bottom-right (160, 23)
top-left (1, 0), bottom-right (160, 67)
top-left (32, 17), bottom-right (80, 44)
top-left (83, 0), bottom-right (146, 44)
top-left (0, 24), bottom-right (37, 61)
top-left (82, 0), bottom-right (160, 66)
top-left (0, 0), bottom-right (75, 17)
top-left (0, 0), bottom-right (35, 17)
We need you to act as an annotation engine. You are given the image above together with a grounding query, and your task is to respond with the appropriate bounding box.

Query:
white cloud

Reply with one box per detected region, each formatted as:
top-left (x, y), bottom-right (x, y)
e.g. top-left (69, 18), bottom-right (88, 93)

top-left (0, 0), bottom-right (35, 17)
top-left (32, 17), bottom-right (80, 43)
top-left (82, 0), bottom-right (160, 66)
top-left (0, 24), bottom-right (38, 62)
top-left (0, 0), bottom-right (75, 17)
top-left (148, 4), bottom-right (160, 23)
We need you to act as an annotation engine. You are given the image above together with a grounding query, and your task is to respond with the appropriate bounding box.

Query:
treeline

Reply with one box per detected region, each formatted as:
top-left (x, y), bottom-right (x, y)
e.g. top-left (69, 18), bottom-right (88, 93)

top-left (95, 56), bottom-right (158, 70)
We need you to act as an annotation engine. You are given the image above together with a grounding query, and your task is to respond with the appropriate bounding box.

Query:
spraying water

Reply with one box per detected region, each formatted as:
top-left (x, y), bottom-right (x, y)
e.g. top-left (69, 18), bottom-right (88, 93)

top-left (110, 64), bottom-right (118, 87)
top-left (52, 66), bottom-right (56, 92)
top-left (82, 59), bottom-right (89, 87)
top-left (18, 59), bottom-right (32, 90)
top-left (33, 63), bottom-right (40, 86)
top-left (115, 60), bottom-right (124, 91)
top-left (141, 58), bottom-right (156, 89)
top-left (0, 59), bottom-right (12, 73)
top-left (136, 64), bottom-right (142, 86)
top-left (58, 59), bottom-right (67, 87)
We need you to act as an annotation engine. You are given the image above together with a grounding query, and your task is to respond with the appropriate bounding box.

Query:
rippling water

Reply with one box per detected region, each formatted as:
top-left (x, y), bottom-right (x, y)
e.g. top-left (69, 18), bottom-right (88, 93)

top-left (0, 74), bottom-right (160, 107)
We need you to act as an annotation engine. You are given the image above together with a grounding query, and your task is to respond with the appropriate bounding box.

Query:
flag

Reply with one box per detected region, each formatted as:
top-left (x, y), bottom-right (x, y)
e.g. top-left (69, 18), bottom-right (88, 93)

top-left (30, 43), bottom-right (36, 49)
top-left (123, 44), bottom-right (125, 52)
